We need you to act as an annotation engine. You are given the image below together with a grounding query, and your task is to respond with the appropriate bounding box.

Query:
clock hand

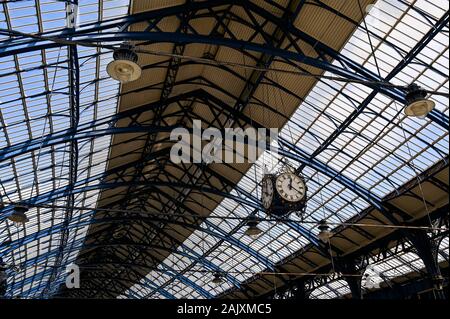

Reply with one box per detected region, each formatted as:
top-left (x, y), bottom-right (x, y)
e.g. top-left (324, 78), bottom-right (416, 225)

top-left (291, 184), bottom-right (303, 193)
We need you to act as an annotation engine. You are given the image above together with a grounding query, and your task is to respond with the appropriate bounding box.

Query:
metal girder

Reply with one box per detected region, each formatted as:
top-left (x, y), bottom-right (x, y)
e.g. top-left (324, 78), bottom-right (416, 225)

top-left (428, 109), bottom-right (450, 130)
top-left (80, 92), bottom-right (278, 296)
top-left (296, 10), bottom-right (450, 177)
top-left (41, 2), bottom-right (80, 298)
top-left (143, 185), bottom-right (275, 282)
top-left (0, 180), bottom-right (262, 220)
top-left (60, 172), bottom-right (275, 297)
top-left (53, 259), bottom-right (233, 295)
top-left (0, 90), bottom-right (336, 239)
top-left (0, 0), bottom-right (418, 105)
top-left (2, 76), bottom-right (445, 169)
top-left (257, 205), bottom-right (449, 299)
top-left (99, 9), bottom-right (201, 295)
top-left (221, 157), bottom-right (449, 298)
top-left (0, 87), bottom-right (446, 196)
top-left (78, 170), bottom-right (320, 291)
top-left (1, 145), bottom-right (323, 253)
top-left (232, 0), bottom-right (306, 113)
top-left (135, 186), bottom-right (262, 298)
top-left (2, 146), bottom-right (278, 295)
top-left (188, 89), bottom-right (386, 212)
top-left (13, 260), bottom-right (177, 299)
top-left (100, 6), bottom-right (239, 298)
top-left (69, 243), bottom-right (216, 299)
top-left (156, 160), bottom-right (320, 253)
top-left (23, 270), bottom-right (177, 299)
top-left (4, 182), bottom-right (275, 297)
top-left (147, 184), bottom-right (275, 269)
top-left (0, 215), bottom-right (226, 256)
top-left (7, 234), bottom-right (227, 298)
top-left (0, 125), bottom-right (177, 163)
top-left (1, 212), bottom-right (272, 277)
top-left (184, 89), bottom-right (445, 222)
top-left (2, 86), bottom-right (432, 296)
top-left (0, 87), bottom-right (394, 278)
top-left (88, 31), bottom-right (404, 101)
top-left (1, 0), bottom-right (447, 298)
top-left (0, 89), bottom-right (200, 163)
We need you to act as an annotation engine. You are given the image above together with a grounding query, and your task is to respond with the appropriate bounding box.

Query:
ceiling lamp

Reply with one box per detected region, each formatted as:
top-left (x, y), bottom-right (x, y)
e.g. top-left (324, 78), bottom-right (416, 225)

top-left (404, 84), bottom-right (435, 118)
top-left (211, 272), bottom-right (224, 285)
top-left (317, 219), bottom-right (332, 243)
top-left (244, 216), bottom-right (262, 239)
top-left (106, 45), bottom-right (142, 83)
top-left (8, 206), bottom-right (29, 224)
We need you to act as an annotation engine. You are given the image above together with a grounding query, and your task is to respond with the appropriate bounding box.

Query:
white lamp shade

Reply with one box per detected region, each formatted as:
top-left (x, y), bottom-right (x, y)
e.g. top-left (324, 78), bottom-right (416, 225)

top-left (404, 99), bottom-right (435, 118)
top-left (8, 211), bottom-right (29, 223)
top-left (404, 84), bottom-right (435, 118)
top-left (107, 59), bottom-right (142, 83)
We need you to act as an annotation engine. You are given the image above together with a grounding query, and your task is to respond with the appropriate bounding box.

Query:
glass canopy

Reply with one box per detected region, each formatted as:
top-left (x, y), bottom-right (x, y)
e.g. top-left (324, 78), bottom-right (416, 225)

top-left (122, 0), bottom-right (449, 299)
top-left (0, 0), bottom-right (130, 298)
top-left (0, 0), bottom-right (447, 299)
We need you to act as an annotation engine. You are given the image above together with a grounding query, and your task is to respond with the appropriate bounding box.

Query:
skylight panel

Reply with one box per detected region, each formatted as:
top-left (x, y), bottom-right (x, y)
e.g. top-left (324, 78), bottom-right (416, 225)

top-left (129, 0), bottom-right (449, 298)
top-left (311, 237), bottom-right (449, 300)
top-left (0, 0), bottom-right (130, 298)
top-left (310, 279), bottom-right (351, 299)
top-left (0, 0), bottom-right (444, 300)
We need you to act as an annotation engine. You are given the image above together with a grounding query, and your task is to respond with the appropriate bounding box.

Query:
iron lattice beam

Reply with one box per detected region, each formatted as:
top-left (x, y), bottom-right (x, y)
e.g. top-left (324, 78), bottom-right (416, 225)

top-left (0, 0), bottom-right (448, 298)
top-left (2, 0), bottom-right (445, 116)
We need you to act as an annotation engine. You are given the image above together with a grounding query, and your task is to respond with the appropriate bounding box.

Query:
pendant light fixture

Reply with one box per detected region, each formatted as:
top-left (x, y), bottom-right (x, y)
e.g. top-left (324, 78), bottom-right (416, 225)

top-left (8, 205), bottom-right (29, 224)
top-left (317, 219), bottom-right (332, 243)
top-left (107, 44), bottom-right (142, 83)
top-left (244, 215), bottom-right (263, 239)
top-left (404, 84), bottom-right (435, 118)
top-left (211, 272), bottom-right (224, 285)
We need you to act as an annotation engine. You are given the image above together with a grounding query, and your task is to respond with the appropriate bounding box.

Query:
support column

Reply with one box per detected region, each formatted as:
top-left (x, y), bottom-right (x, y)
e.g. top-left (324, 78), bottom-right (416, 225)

top-left (292, 279), bottom-right (309, 300)
top-left (0, 257), bottom-right (6, 298)
top-left (336, 258), bottom-right (365, 299)
top-left (407, 229), bottom-right (445, 299)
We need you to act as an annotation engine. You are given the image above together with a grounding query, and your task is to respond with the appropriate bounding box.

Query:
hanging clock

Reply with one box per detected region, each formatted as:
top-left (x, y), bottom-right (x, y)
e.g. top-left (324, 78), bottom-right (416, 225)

top-left (261, 170), bottom-right (307, 217)
top-left (261, 176), bottom-right (274, 210)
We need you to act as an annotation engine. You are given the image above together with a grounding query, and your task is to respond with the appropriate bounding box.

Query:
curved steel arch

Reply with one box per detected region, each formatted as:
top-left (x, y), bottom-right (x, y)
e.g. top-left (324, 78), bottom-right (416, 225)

top-left (20, 269), bottom-right (177, 299)
top-left (1, 0), bottom-right (447, 299)
top-left (0, 180), bottom-right (261, 221)
top-left (0, 97), bottom-right (384, 218)
top-left (0, 83), bottom-right (418, 280)
top-left (63, 255), bottom-right (215, 299)
top-left (0, 0), bottom-right (408, 102)
top-left (1, 213), bottom-right (274, 271)
top-left (6, 236), bottom-right (234, 298)
top-left (1, 86), bottom-right (445, 181)
top-left (0, 83), bottom-right (421, 274)
top-left (5, 176), bottom-right (278, 297)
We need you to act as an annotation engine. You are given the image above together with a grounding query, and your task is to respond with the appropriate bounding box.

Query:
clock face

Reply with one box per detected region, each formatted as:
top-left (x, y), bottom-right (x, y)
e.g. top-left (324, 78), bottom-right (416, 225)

top-left (275, 173), bottom-right (306, 202)
top-left (261, 177), bottom-right (274, 209)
